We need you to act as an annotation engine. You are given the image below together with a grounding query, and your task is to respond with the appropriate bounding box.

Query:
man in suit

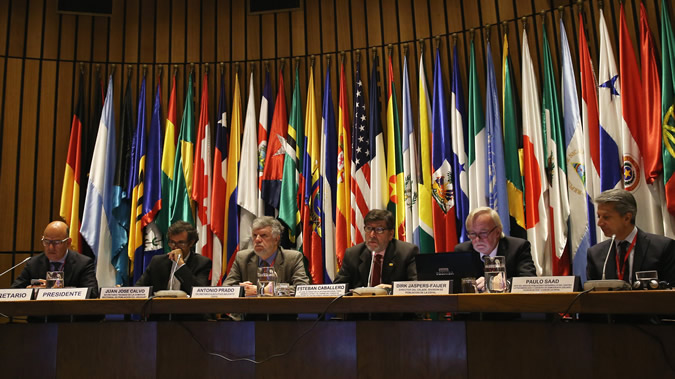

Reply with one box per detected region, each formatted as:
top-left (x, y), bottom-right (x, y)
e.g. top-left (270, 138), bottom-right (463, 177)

top-left (222, 216), bottom-right (309, 296)
top-left (334, 209), bottom-right (418, 290)
top-left (135, 221), bottom-right (212, 295)
top-left (455, 207), bottom-right (536, 292)
top-left (12, 221), bottom-right (99, 298)
top-left (587, 189), bottom-right (675, 285)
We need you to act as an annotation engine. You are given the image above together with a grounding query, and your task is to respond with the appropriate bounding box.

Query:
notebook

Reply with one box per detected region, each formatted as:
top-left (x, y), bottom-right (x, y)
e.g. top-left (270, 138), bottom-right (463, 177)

top-left (415, 252), bottom-right (483, 294)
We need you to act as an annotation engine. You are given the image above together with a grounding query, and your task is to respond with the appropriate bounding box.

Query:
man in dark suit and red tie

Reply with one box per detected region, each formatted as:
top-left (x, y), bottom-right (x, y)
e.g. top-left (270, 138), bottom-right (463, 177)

top-left (586, 189), bottom-right (675, 285)
top-left (334, 209), bottom-right (418, 290)
top-left (454, 207), bottom-right (536, 292)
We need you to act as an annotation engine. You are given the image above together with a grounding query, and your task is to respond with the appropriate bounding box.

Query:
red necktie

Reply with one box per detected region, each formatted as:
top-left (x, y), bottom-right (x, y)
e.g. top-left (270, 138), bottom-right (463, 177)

top-left (370, 254), bottom-right (383, 286)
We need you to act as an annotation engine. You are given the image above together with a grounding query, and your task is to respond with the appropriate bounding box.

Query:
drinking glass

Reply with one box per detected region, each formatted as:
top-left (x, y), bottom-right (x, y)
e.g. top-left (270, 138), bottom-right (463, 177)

top-left (484, 256), bottom-right (508, 293)
top-left (461, 277), bottom-right (478, 293)
top-left (46, 271), bottom-right (64, 288)
top-left (257, 266), bottom-right (278, 297)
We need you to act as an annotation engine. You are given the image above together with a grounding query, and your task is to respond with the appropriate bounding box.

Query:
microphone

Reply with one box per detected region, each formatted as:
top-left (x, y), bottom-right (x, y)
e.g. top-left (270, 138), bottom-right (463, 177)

top-left (583, 234), bottom-right (631, 291)
top-left (0, 257), bottom-right (31, 278)
top-left (155, 253), bottom-right (188, 297)
top-left (168, 253), bottom-right (181, 290)
top-left (601, 234), bottom-right (616, 280)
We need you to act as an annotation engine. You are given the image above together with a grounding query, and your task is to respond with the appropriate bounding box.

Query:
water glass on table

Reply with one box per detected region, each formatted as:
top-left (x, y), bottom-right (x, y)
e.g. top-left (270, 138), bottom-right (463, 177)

top-left (257, 266), bottom-right (278, 297)
top-left (483, 256), bottom-right (508, 293)
top-left (46, 271), bottom-right (64, 289)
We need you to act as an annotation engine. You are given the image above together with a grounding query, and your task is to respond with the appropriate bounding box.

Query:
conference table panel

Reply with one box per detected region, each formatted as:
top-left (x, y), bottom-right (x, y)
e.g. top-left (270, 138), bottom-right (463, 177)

top-left (357, 321), bottom-right (468, 378)
top-left (0, 324), bottom-right (57, 379)
top-left (156, 322), bottom-right (256, 378)
top-left (255, 321), bottom-right (357, 378)
top-left (57, 322), bottom-right (157, 378)
top-left (466, 321), bottom-right (594, 379)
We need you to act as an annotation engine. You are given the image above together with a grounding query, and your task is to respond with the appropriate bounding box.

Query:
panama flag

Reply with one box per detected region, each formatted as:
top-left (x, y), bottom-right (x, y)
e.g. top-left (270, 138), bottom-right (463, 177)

top-left (193, 73), bottom-right (213, 261)
top-left (467, 40), bottom-right (487, 210)
top-left (237, 73), bottom-right (258, 251)
top-left (522, 30), bottom-right (550, 276)
top-left (561, 19), bottom-right (591, 281)
top-left (402, 55), bottom-right (420, 246)
top-left (431, 48), bottom-right (459, 252)
top-left (451, 45), bottom-right (470, 242)
top-left (81, 75), bottom-right (121, 288)
top-left (321, 66), bottom-right (337, 283)
top-left (598, 10), bottom-right (623, 194)
top-left (417, 53), bottom-right (435, 253)
top-left (485, 41), bottom-right (510, 236)
top-left (542, 28), bottom-right (570, 276)
top-left (350, 60), bottom-right (369, 246)
top-left (619, 4), bottom-right (662, 234)
top-left (579, 13), bottom-right (602, 245)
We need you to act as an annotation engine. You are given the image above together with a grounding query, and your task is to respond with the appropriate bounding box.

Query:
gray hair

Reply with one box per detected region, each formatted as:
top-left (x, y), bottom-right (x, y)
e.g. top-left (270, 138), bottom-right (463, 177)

top-left (251, 216), bottom-right (284, 237)
top-left (465, 206), bottom-right (505, 237)
top-left (595, 189), bottom-right (637, 224)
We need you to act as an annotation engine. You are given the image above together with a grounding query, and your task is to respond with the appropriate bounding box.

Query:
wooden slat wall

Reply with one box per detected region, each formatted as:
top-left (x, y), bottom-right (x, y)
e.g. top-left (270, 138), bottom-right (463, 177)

top-left (0, 0), bottom-right (673, 287)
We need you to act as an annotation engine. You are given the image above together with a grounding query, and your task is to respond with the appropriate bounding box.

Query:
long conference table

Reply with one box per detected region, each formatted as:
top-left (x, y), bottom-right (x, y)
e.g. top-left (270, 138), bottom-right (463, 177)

top-left (1, 291), bottom-right (675, 378)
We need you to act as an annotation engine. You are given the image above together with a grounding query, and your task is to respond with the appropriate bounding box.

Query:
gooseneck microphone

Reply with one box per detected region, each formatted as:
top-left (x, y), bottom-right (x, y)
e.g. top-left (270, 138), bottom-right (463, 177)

top-left (0, 257), bottom-right (31, 278)
top-left (601, 234), bottom-right (616, 280)
top-left (168, 253), bottom-right (181, 291)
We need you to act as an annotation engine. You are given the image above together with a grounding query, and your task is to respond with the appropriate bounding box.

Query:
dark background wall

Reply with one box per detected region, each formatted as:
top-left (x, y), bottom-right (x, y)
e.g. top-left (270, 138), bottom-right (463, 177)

top-left (0, 0), bottom-right (672, 287)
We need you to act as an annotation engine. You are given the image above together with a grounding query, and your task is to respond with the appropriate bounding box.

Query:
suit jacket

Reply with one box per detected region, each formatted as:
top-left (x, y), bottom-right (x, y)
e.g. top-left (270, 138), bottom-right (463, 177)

top-left (222, 248), bottom-right (310, 287)
top-left (334, 239), bottom-right (418, 289)
top-left (135, 253), bottom-right (212, 294)
top-left (454, 236), bottom-right (536, 279)
top-left (11, 250), bottom-right (99, 298)
top-left (586, 228), bottom-right (675, 284)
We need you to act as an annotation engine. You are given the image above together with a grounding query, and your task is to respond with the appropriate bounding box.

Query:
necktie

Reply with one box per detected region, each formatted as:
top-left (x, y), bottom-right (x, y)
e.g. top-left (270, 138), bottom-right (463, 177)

top-left (618, 241), bottom-right (630, 280)
top-left (49, 262), bottom-right (62, 272)
top-left (370, 254), bottom-right (383, 286)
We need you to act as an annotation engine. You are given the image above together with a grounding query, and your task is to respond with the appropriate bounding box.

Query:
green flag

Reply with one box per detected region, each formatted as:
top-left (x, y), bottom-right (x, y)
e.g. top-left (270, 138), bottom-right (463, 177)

top-left (279, 65), bottom-right (303, 243)
top-left (468, 40), bottom-right (486, 210)
top-left (502, 34), bottom-right (526, 239)
top-left (663, 0), bottom-right (675, 213)
top-left (170, 73), bottom-right (196, 225)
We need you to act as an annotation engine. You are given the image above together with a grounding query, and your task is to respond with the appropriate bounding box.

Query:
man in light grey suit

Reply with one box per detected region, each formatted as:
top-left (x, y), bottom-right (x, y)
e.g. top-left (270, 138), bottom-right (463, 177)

top-left (222, 216), bottom-right (309, 295)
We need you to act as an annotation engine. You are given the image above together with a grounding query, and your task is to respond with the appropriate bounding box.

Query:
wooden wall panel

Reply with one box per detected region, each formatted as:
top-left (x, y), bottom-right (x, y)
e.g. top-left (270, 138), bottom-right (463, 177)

top-left (25, 0), bottom-right (44, 59)
top-left (7, 0), bottom-right (27, 57)
top-left (35, 61), bottom-right (58, 243)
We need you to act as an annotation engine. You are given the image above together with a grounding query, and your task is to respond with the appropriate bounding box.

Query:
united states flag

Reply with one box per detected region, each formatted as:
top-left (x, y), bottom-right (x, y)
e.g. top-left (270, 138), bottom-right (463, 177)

top-left (350, 62), bottom-right (369, 245)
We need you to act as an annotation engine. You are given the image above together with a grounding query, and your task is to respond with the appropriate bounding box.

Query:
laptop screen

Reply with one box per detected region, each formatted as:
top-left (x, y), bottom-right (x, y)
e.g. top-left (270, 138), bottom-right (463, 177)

top-left (415, 252), bottom-right (483, 293)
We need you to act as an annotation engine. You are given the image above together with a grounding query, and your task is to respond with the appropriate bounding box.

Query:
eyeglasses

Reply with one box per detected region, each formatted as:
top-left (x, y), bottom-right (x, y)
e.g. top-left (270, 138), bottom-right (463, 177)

top-left (364, 226), bottom-right (391, 234)
top-left (467, 226), bottom-right (497, 240)
top-left (41, 237), bottom-right (69, 247)
top-left (167, 240), bottom-right (191, 248)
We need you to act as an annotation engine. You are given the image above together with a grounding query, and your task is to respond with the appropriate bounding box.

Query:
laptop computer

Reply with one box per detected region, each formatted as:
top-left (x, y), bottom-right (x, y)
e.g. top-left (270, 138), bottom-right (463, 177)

top-left (415, 252), bottom-right (483, 294)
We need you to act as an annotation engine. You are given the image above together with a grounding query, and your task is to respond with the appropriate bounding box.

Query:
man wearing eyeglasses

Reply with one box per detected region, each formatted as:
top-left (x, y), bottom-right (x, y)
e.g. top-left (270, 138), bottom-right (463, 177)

top-left (454, 207), bottom-right (536, 292)
top-left (334, 209), bottom-right (418, 290)
top-left (135, 221), bottom-right (212, 294)
top-left (11, 221), bottom-right (99, 297)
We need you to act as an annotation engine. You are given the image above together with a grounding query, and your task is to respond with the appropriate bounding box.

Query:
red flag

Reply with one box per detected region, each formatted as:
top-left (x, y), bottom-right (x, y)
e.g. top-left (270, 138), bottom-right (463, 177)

top-left (261, 71), bottom-right (287, 210)
top-left (192, 73), bottom-right (213, 262)
top-left (640, 3), bottom-right (662, 183)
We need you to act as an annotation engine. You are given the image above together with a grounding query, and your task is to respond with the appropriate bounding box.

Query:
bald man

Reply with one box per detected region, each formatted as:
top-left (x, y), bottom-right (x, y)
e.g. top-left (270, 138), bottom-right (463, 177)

top-left (11, 221), bottom-right (99, 298)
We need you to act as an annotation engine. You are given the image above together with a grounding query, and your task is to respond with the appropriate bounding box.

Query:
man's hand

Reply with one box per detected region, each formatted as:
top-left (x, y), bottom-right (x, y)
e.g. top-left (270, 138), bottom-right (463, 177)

top-left (240, 281), bottom-right (257, 297)
top-left (476, 276), bottom-right (485, 292)
top-left (168, 249), bottom-right (185, 266)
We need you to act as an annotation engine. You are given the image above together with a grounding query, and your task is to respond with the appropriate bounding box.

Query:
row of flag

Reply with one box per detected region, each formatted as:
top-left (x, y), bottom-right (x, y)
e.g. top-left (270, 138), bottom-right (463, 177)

top-left (60, 2), bottom-right (675, 286)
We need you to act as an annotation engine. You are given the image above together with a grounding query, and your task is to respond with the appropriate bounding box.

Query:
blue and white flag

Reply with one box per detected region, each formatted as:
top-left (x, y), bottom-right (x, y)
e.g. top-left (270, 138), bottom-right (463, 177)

top-left (451, 46), bottom-right (469, 242)
top-left (81, 76), bottom-right (122, 287)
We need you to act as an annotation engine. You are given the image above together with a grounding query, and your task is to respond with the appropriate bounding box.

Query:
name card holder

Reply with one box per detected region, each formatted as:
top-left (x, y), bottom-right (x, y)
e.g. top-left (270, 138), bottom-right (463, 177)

top-left (392, 280), bottom-right (451, 295)
top-left (36, 287), bottom-right (90, 300)
top-left (0, 288), bottom-right (34, 301)
top-left (510, 276), bottom-right (578, 293)
top-left (191, 286), bottom-right (243, 298)
top-left (100, 287), bottom-right (152, 299)
top-left (295, 284), bottom-right (348, 297)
